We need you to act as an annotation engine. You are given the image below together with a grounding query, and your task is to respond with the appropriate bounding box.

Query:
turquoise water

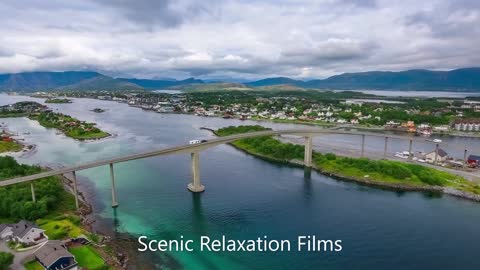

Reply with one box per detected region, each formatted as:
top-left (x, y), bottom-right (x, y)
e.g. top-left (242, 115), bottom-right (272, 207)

top-left (2, 94), bottom-right (480, 269)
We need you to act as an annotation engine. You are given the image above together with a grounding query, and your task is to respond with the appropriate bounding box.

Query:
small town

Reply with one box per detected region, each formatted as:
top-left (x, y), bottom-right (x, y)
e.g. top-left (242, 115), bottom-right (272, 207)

top-left (32, 91), bottom-right (480, 136)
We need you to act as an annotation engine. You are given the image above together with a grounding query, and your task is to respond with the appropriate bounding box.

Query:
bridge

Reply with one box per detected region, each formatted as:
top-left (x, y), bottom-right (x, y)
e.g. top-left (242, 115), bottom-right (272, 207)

top-left (0, 128), bottom-right (460, 209)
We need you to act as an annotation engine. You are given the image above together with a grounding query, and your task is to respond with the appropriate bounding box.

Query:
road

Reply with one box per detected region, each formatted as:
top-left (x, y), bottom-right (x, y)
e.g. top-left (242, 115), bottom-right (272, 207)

top-left (0, 128), bottom-right (455, 187)
top-left (0, 240), bottom-right (35, 270)
top-left (281, 136), bottom-right (480, 182)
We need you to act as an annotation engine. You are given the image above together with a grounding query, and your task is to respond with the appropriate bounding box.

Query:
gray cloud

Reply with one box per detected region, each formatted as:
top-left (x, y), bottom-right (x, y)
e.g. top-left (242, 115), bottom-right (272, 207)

top-left (93, 0), bottom-right (183, 28)
top-left (0, 0), bottom-right (478, 80)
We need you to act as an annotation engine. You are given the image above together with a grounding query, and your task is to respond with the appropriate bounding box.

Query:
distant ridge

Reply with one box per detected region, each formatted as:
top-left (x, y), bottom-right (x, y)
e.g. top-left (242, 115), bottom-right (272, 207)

top-left (245, 77), bottom-right (302, 87)
top-left (1, 67), bottom-right (480, 92)
top-left (0, 71), bottom-right (142, 91)
top-left (118, 77), bottom-right (204, 90)
top-left (246, 67), bottom-right (480, 91)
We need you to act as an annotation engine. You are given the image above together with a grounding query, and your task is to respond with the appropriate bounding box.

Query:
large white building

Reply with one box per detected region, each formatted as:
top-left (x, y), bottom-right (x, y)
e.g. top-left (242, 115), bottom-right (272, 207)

top-left (0, 220), bottom-right (47, 245)
top-left (453, 119), bottom-right (480, 131)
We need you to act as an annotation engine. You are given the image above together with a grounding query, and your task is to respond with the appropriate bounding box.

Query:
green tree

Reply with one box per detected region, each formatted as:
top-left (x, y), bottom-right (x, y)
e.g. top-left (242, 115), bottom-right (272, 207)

top-left (0, 252), bottom-right (14, 270)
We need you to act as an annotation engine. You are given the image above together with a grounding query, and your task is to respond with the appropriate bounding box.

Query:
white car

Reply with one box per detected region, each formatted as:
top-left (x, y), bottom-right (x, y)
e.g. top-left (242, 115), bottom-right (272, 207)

top-left (189, 139), bottom-right (208, 145)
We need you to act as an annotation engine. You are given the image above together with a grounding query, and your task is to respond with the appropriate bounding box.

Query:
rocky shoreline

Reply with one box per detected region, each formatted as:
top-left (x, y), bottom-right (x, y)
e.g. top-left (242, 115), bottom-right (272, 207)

top-left (203, 127), bottom-right (480, 203)
top-left (58, 172), bottom-right (143, 269)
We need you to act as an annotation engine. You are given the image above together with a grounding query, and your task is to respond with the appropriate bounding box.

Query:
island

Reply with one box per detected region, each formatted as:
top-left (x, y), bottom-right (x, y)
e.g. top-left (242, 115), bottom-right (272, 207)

top-left (45, 98), bottom-right (73, 104)
top-left (1, 101), bottom-right (110, 140)
top-left (0, 101), bottom-right (46, 118)
top-left (91, 108), bottom-right (106, 113)
top-left (215, 125), bottom-right (480, 201)
top-left (29, 111), bottom-right (110, 140)
top-left (0, 136), bottom-right (22, 154)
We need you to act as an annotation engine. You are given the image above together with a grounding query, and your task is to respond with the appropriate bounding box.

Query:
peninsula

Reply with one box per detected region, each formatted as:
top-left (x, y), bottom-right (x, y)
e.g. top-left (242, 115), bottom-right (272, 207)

top-left (215, 125), bottom-right (480, 201)
top-left (0, 101), bottom-right (109, 140)
top-left (45, 98), bottom-right (72, 104)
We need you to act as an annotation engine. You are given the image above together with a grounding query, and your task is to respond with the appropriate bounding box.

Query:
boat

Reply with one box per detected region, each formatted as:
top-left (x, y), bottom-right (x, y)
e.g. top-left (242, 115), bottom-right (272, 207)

top-left (394, 152), bottom-right (409, 159)
top-left (418, 129), bottom-right (432, 136)
top-left (23, 131), bottom-right (31, 135)
top-left (432, 139), bottom-right (442, 143)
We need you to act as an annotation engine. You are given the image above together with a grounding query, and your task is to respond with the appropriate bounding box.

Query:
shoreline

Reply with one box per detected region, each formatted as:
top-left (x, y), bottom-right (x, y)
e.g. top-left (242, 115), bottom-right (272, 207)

top-left (0, 128), bottom-right (35, 156)
top-left (203, 127), bottom-right (480, 203)
top-left (58, 169), bottom-right (168, 269)
top-left (56, 170), bottom-right (165, 269)
top-left (57, 172), bottom-right (131, 269)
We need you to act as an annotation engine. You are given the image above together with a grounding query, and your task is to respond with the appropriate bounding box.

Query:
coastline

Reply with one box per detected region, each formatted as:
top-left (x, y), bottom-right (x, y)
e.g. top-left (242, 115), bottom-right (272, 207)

top-left (58, 169), bottom-right (167, 269)
top-left (58, 171), bottom-right (131, 269)
top-left (0, 128), bottom-right (35, 156)
top-left (202, 127), bottom-right (480, 203)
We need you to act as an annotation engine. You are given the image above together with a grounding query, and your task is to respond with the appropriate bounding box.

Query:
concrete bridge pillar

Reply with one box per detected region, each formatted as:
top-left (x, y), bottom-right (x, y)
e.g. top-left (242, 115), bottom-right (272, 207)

top-left (304, 136), bottom-right (313, 167)
top-left (72, 171), bottom-right (79, 209)
top-left (408, 139), bottom-right (413, 160)
top-left (383, 137), bottom-right (389, 159)
top-left (188, 151), bottom-right (205, 192)
top-left (31, 182), bottom-right (36, 203)
top-left (361, 134), bottom-right (365, 157)
top-left (109, 163), bottom-right (119, 208)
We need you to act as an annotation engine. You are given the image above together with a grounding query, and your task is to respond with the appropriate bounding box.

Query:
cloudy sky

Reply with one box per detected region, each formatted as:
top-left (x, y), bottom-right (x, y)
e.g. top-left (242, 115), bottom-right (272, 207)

top-left (0, 0), bottom-right (479, 80)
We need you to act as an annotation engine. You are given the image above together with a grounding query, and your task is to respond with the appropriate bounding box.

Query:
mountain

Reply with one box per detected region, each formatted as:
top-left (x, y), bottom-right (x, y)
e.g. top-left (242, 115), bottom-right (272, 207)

top-left (247, 68), bottom-right (480, 91)
top-left (1, 67), bottom-right (480, 92)
top-left (118, 77), bottom-right (204, 90)
top-left (60, 75), bottom-right (143, 90)
top-left (245, 77), bottom-right (302, 87)
top-left (301, 68), bottom-right (480, 90)
top-left (0, 71), bottom-right (142, 91)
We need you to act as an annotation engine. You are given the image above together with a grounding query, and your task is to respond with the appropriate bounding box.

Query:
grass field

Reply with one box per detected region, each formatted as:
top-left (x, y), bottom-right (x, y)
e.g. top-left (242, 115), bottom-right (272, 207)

top-left (69, 246), bottom-right (106, 270)
top-left (0, 141), bottom-right (22, 153)
top-left (37, 215), bottom-right (85, 240)
top-left (216, 125), bottom-right (480, 196)
top-left (24, 260), bottom-right (44, 270)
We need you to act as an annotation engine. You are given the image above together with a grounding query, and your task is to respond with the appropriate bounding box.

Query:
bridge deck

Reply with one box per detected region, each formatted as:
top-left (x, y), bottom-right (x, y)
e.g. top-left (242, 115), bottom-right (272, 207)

top-left (0, 129), bottom-right (439, 187)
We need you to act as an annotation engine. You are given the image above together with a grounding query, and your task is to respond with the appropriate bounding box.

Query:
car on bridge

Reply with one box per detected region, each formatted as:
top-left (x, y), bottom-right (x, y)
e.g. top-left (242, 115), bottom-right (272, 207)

top-left (189, 139), bottom-right (208, 144)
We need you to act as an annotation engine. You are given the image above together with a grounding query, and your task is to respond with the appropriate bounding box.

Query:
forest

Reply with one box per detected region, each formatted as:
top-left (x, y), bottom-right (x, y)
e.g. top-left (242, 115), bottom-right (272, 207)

top-left (0, 156), bottom-right (65, 221)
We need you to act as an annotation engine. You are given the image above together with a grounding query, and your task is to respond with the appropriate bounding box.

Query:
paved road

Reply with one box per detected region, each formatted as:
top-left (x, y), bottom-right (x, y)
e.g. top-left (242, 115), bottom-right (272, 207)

top-left (281, 136), bottom-right (480, 182)
top-left (0, 240), bottom-right (35, 270)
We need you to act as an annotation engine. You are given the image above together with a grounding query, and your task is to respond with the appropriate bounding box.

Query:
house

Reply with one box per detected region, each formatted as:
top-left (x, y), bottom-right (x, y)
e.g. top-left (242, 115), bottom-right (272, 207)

top-left (467, 155), bottom-right (480, 167)
top-left (424, 148), bottom-right (448, 164)
top-left (453, 119), bottom-right (480, 131)
top-left (0, 224), bottom-right (12, 239)
top-left (2, 220), bottom-right (47, 244)
top-left (34, 240), bottom-right (77, 270)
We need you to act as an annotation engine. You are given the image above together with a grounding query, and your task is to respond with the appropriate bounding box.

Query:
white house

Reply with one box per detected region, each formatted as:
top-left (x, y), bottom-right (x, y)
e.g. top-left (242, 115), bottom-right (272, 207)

top-left (424, 148), bottom-right (448, 164)
top-left (2, 220), bottom-right (48, 245)
top-left (0, 224), bottom-right (12, 239)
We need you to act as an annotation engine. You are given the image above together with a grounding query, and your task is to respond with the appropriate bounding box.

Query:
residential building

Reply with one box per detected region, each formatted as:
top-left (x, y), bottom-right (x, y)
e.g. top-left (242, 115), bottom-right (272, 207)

top-left (34, 240), bottom-right (78, 270)
top-left (424, 148), bottom-right (448, 163)
top-left (467, 155), bottom-right (480, 167)
top-left (453, 119), bottom-right (480, 131)
top-left (0, 220), bottom-right (47, 244)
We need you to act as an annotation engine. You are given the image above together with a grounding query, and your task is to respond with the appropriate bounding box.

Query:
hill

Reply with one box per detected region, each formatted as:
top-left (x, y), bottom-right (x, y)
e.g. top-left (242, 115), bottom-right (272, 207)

top-left (1, 67), bottom-right (480, 92)
top-left (176, 82), bottom-right (251, 92)
top-left (118, 77), bottom-right (204, 90)
top-left (245, 77), bottom-right (302, 87)
top-left (60, 75), bottom-right (142, 91)
top-left (246, 68), bottom-right (480, 91)
top-left (0, 71), bottom-right (142, 91)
